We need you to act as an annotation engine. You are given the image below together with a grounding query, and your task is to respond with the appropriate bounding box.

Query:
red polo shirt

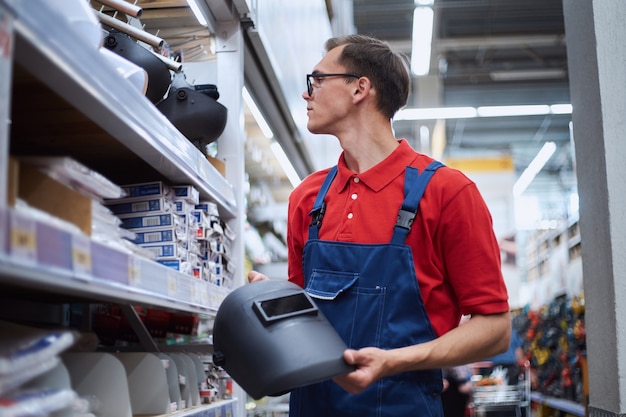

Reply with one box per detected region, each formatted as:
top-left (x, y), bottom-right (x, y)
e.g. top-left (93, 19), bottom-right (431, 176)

top-left (287, 139), bottom-right (509, 336)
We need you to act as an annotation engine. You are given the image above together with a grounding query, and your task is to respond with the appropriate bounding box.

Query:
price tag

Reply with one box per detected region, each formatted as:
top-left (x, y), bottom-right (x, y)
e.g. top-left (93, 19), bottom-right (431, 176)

top-left (190, 280), bottom-right (198, 304)
top-left (167, 271), bottom-right (177, 298)
top-left (209, 289), bottom-right (219, 310)
top-left (128, 257), bottom-right (141, 287)
top-left (9, 212), bottom-right (36, 264)
top-left (200, 282), bottom-right (209, 306)
top-left (71, 234), bottom-right (92, 277)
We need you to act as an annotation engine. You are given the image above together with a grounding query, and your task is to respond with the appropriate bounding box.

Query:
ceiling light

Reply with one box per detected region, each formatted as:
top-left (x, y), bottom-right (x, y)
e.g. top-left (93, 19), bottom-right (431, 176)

top-left (477, 105), bottom-right (550, 117)
top-left (395, 104), bottom-right (571, 121)
top-left (243, 87), bottom-right (274, 139)
top-left (512, 141), bottom-right (557, 197)
top-left (550, 104), bottom-right (573, 114)
top-left (186, 0), bottom-right (208, 26)
top-left (270, 142), bottom-right (301, 188)
top-left (411, 6), bottom-right (434, 76)
top-left (490, 69), bottom-right (566, 81)
top-left (395, 107), bottom-right (477, 121)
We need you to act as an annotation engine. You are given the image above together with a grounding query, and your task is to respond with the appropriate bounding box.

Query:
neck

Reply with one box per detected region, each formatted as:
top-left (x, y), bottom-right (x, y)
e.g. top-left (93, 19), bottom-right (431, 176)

top-left (338, 117), bottom-right (399, 174)
top-left (342, 135), bottom-right (398, 174)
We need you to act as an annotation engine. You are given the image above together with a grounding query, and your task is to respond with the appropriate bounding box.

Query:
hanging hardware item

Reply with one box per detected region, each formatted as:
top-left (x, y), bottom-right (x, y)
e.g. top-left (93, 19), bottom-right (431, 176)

top-left (103, 30), bottom-right (172, 104)
top-left (156, 72), bottom-right (228, 151)
top-left (91, 0), bottom-right (143, 19)
top-left (96, 9), bottom-right (162, 48)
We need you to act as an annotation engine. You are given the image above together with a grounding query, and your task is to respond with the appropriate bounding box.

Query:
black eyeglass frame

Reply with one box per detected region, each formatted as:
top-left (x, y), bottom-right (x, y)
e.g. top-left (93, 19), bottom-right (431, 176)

top-left (306, 73), bottom-right (361, 96)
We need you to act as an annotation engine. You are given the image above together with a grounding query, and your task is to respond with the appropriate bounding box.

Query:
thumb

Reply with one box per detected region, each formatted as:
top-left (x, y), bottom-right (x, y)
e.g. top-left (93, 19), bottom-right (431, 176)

top-left (343, 349), bottom-right (358, 365)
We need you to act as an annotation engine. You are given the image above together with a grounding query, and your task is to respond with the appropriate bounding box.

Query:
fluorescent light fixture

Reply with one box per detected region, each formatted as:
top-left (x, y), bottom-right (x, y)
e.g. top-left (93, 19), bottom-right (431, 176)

top-left (550, 104), bottom-right (573, 114)
top-left (477, 105), bottom-right (550, 117)
top-left (395, 104), bottom-right (572, 121)
top-left (490, 69), bottom-right (566, 81)
top-left (396, 106), bottom-right (477, 121)
top-left (186, 0), bottom-right (207, 26)
top-left (512, 141), bottom-right (557, 197)
top-left (270, 142), bottom-right (301, 188)
top-left (242, 87), bottom-right (274, 139)
top-left (411, 6), bottom-right (434, 76)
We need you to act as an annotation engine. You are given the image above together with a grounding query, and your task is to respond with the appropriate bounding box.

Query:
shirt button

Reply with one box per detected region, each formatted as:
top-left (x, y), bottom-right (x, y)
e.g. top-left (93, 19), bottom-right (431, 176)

top-left (347, 213), bottom-right (354, 219)
top-left (353, 177), bottom-right (360, 183)
top-left (351, 193), bottom-right (357, 200)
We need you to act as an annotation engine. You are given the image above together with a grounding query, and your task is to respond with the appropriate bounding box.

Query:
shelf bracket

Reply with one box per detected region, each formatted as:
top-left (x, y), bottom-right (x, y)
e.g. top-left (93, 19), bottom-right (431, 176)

top-left (119, 304), bottom-right (160, 352)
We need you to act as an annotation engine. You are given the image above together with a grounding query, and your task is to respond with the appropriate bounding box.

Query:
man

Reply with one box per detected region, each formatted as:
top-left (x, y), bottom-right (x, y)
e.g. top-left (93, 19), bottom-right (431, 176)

top-left (248, 34), bottom-right (510, 417)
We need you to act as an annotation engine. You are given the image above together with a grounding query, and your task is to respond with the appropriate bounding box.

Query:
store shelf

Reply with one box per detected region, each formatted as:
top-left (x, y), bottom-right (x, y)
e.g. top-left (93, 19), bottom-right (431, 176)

top-left (163, 399), bottom-right (237, 417)
top-left (9, 0), bottom-right (236, 218)
top-left (0, 1), bottom-right (248, 415)
top-left (522, 212), bottom-right (582, 303)
top-left (0, 206), bottom-right (228, 315)
top-left (531, 392), bottom-right (585, 417)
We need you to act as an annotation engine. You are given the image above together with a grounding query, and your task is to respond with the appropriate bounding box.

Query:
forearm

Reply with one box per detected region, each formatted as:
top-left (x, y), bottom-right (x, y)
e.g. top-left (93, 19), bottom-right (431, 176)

top-left (384, 312), bottom-right (511, 375)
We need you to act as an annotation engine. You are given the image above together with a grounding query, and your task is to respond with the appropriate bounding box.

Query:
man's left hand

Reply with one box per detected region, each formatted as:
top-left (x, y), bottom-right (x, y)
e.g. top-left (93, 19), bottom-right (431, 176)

top-left (333, 348), bottom-right (389, 394)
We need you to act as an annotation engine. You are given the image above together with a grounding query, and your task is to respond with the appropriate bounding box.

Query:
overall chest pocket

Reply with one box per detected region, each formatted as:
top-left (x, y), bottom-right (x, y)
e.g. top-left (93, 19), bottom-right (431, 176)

top-left (305, 268), bottom-right (386, 349)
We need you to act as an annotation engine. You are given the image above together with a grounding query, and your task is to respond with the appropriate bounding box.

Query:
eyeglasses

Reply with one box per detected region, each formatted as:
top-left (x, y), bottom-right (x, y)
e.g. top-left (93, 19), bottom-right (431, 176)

top-left (306, 73), bottom-right (361, 96)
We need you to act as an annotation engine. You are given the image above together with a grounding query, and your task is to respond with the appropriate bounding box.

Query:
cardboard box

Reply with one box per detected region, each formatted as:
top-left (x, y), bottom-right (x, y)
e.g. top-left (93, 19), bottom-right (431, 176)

top-left (119, 181), bottom-right (173, 200)
top-left (105, 197), bottom-right (174, 218)
top-left (18, 161), bottom-right (91, 236)
top-left (207, 156), bottom-right (225, 177)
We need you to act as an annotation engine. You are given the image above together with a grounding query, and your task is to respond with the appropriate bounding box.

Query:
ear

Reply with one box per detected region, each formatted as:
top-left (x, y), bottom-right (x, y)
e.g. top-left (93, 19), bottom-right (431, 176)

top-left (352, 76), bottom-right (371, 104)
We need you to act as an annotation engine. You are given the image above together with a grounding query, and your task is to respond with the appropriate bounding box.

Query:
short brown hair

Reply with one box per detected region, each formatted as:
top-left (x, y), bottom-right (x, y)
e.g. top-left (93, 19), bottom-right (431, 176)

top-left (325, 35), bottom-right (411, 119)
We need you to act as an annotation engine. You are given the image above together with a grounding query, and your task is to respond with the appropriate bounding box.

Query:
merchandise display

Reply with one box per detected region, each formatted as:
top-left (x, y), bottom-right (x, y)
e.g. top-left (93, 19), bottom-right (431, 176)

top-left (516, 295), bottom-right (586, 404)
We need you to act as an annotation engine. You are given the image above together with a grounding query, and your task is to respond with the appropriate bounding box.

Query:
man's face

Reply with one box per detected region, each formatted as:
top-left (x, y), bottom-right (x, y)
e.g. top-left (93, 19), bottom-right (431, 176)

top-left (303, 46), bottom-right (357, 136)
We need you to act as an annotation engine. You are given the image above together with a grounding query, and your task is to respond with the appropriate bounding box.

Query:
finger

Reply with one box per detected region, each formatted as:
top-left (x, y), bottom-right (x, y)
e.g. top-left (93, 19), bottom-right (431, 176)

top-left (247, 271), bottom-right (269, 283)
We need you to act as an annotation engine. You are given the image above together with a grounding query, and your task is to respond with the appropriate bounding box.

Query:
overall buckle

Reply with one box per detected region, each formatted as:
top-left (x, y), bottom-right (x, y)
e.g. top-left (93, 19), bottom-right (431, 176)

top-left (396, 208), bottom-right (416, 230)
top-left (309, 202), bottom-right (327, 228)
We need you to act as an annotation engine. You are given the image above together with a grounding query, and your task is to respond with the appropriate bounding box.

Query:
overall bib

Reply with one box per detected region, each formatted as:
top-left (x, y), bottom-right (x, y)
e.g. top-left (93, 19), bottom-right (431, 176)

top-left (289, 161), bottom-right (445, 417)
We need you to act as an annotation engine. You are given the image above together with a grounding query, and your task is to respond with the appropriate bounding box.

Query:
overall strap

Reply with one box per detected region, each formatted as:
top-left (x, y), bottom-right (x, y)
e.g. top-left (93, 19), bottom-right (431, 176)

top-left (308, 166), bottom-right (338, 240)
top-left (391, 161), bottom-right (444, 244)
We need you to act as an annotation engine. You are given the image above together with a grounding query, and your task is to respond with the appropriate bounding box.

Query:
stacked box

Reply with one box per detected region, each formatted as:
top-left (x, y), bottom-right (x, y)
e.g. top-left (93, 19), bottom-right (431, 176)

top-left (105, 182), bottom-right (189, 267)
top-left (194, 201), bottom-right (235, 288)
top-left (170, 185), bottom-right (200, 205)
top-left (105, 182), bottom-right (236, 289)
top-left (172, 191), bottom-right (203, 279)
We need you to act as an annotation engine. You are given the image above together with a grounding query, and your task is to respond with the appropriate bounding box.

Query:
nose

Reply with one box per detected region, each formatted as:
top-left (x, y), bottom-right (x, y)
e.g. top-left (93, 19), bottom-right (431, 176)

top-left (302, 89), bottom-right (312, 100)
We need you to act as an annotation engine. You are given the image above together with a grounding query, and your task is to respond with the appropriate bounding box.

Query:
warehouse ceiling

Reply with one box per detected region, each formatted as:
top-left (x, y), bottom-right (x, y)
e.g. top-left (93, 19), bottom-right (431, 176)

top-left (352, 0), bottom-right (573, 203)
top-left (96, 0), bottom-right (576, 220)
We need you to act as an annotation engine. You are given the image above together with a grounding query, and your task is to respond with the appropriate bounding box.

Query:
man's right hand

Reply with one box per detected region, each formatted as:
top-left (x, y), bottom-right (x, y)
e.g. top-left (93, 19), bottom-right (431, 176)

top-left (248, 270), bottom-right (269, 283)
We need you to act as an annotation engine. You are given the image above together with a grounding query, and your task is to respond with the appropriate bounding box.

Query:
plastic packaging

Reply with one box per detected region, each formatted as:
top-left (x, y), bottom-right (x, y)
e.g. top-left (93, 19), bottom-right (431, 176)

top-left (0, 388), bottom-right (76, 417)
top-left (0, 321), bottom-right (77, 395)
top-left (18, 157), bottom-right (125, 201)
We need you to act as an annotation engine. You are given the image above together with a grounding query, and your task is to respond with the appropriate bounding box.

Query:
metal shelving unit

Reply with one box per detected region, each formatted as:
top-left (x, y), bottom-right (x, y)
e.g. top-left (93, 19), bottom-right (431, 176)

top-left (0, 0), bottom-right (248, 415)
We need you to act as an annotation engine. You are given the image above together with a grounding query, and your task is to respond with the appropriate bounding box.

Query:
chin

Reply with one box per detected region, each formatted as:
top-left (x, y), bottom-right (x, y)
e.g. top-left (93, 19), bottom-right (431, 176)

top-left (307, 123), bottom-right (320, 134)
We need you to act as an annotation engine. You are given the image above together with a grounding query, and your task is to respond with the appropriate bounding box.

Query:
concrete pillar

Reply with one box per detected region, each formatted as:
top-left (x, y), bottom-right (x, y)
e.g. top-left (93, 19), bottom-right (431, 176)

top-left (563, 1), bottom-right (626, 415)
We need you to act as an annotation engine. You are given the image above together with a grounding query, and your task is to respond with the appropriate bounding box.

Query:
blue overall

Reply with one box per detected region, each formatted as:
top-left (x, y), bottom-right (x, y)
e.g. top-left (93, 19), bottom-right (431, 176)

top-left (289, 161), bottom-right (445, 417)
